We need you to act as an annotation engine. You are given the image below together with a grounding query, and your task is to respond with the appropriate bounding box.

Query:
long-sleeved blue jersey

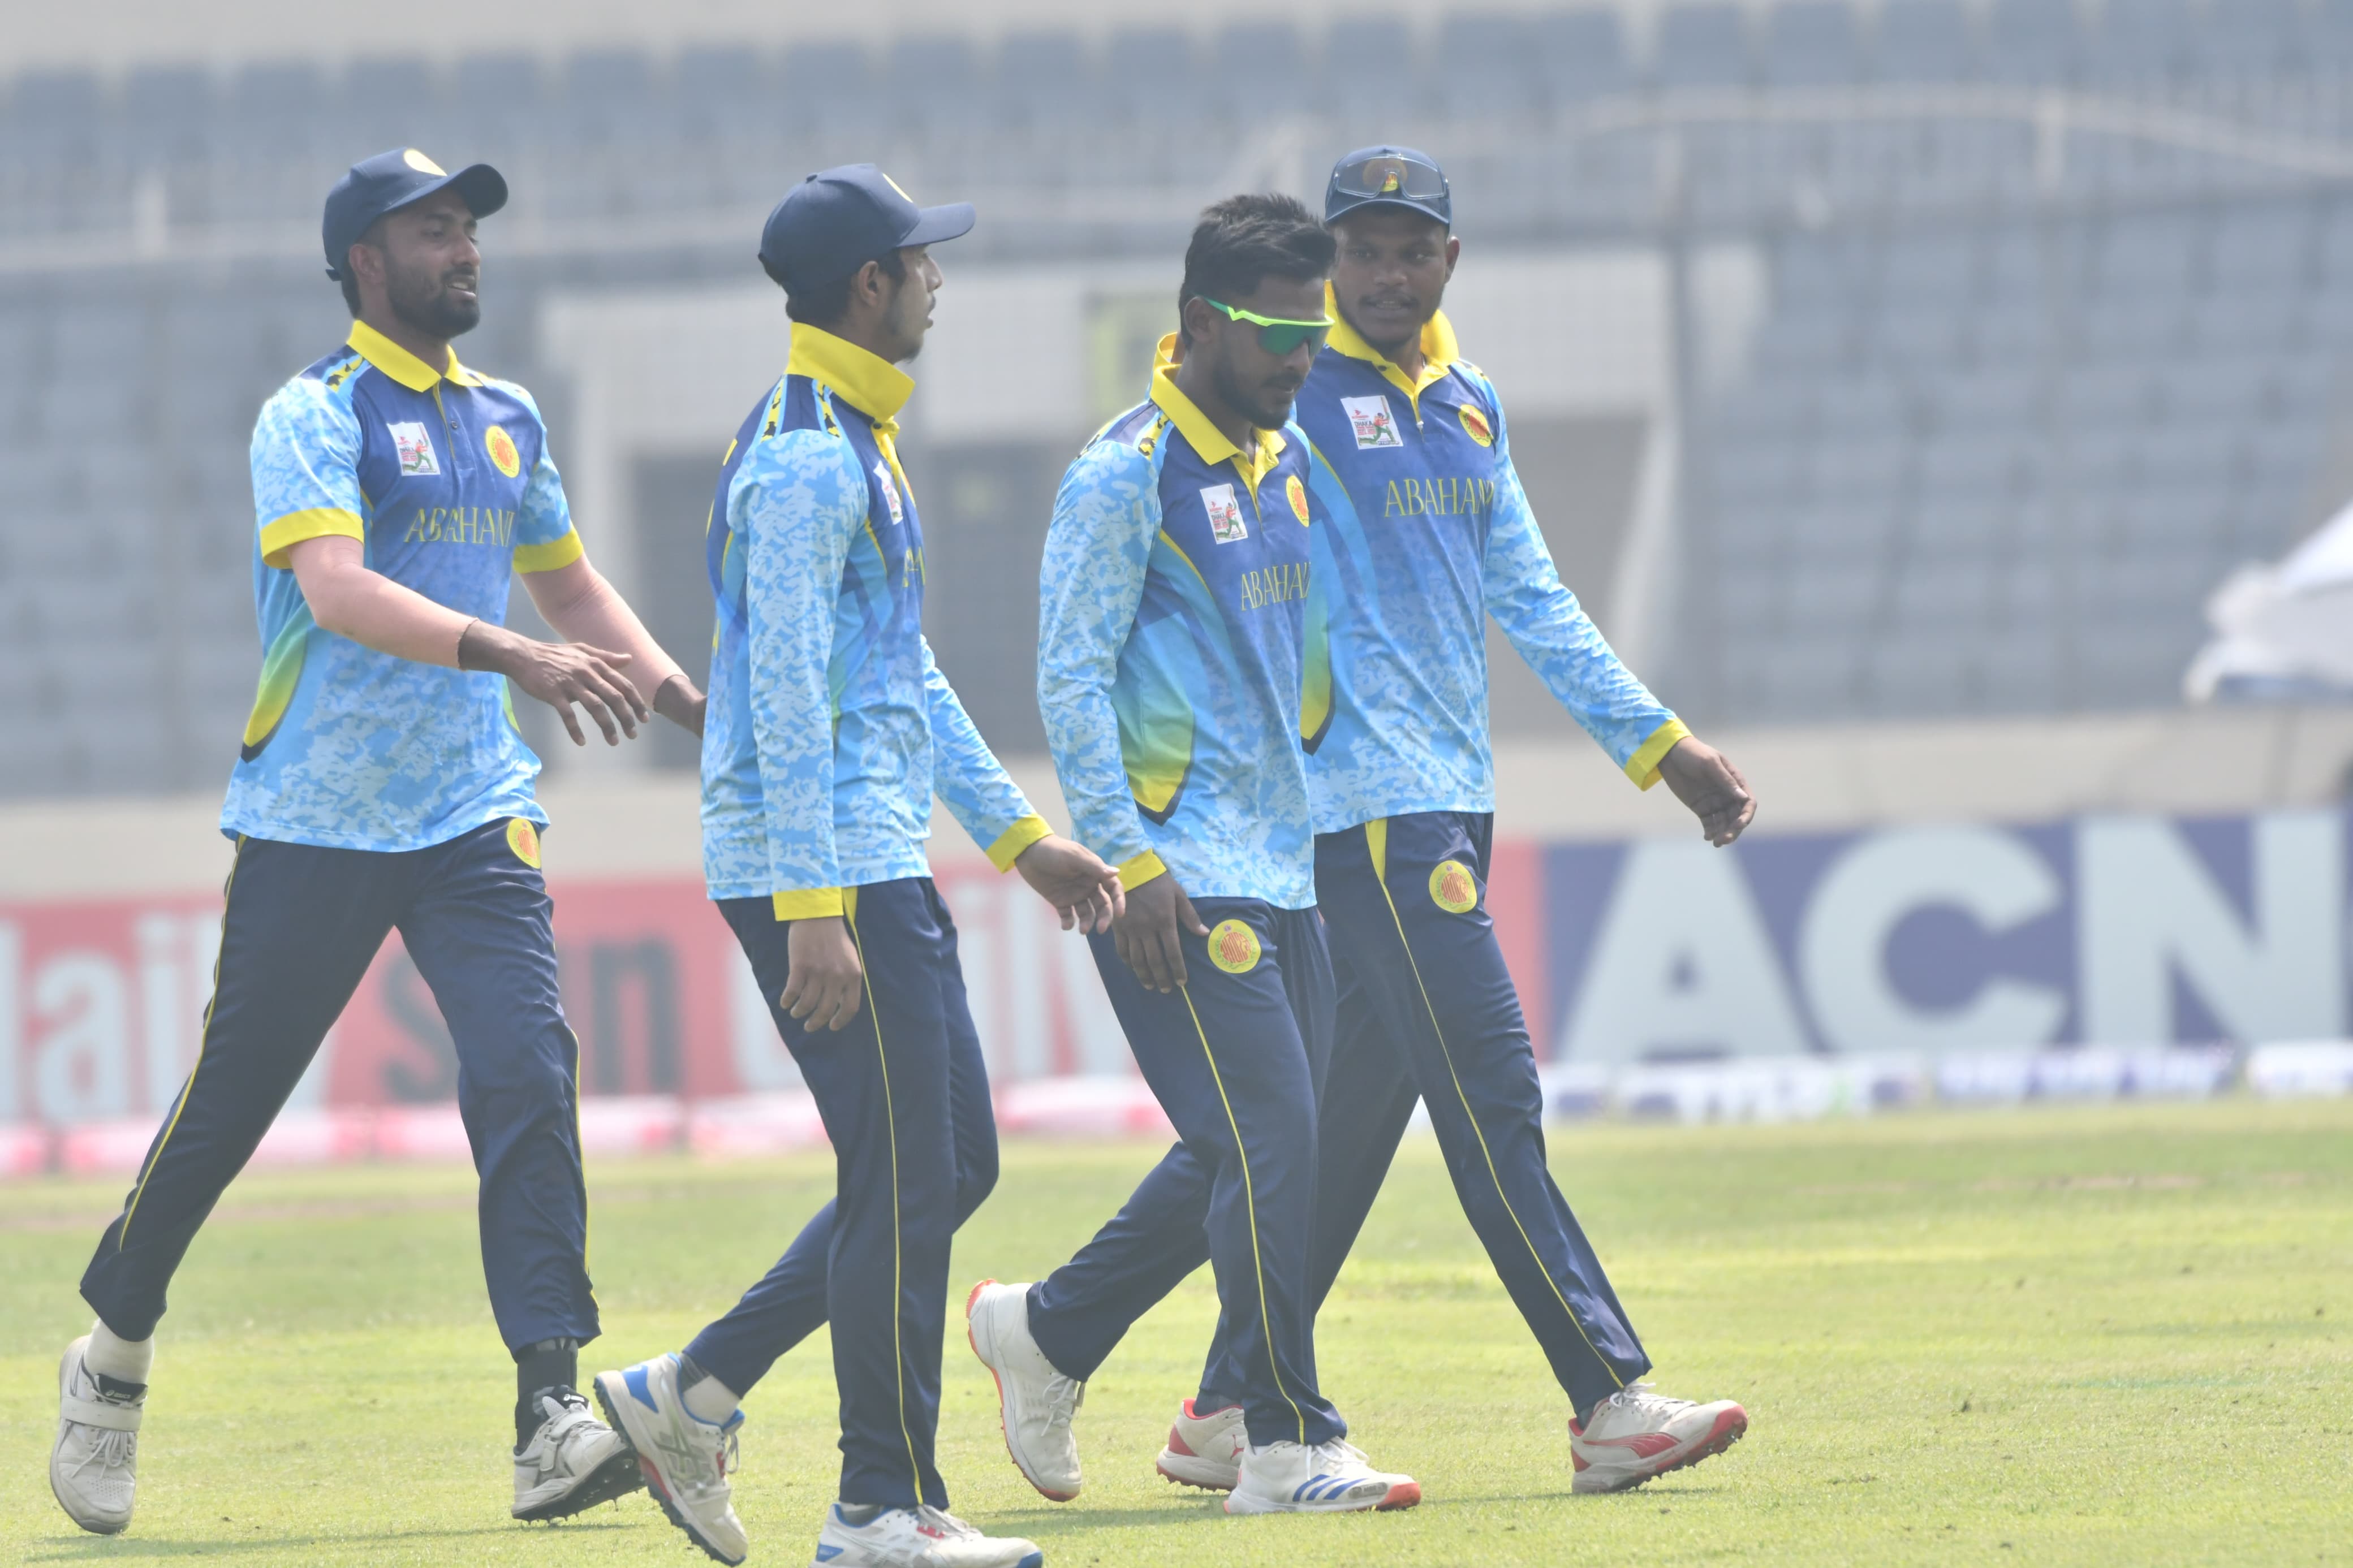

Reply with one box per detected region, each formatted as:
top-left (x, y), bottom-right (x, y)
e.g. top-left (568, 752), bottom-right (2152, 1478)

top-left (1037, 363), bottom-right (1331, 909)
top-left (700, 325), bottom-right (1048, 915)
top-left (1295, 294), bottom-right (1686, 833)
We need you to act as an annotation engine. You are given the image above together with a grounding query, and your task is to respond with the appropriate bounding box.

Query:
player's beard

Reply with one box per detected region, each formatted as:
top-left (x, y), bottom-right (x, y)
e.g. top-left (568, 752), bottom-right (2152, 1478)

top-left (388, 262), bottom-right (482, 340)
top-left (1215, 355), bottom-right (1301, 432)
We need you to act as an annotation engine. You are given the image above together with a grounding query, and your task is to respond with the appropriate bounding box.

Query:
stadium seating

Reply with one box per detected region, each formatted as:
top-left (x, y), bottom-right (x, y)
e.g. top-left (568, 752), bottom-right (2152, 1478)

top-left (5, 3), bottom-right (2353, 793)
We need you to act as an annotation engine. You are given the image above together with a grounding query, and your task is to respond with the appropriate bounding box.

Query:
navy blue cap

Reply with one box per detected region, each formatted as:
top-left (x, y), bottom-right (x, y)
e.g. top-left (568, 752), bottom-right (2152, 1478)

top-left (1324, 145), bottom-right (1453, 227)
top-left (758, 164), bottom-right (974, 291)
top-left (321, 148), bottom-right (508, 280)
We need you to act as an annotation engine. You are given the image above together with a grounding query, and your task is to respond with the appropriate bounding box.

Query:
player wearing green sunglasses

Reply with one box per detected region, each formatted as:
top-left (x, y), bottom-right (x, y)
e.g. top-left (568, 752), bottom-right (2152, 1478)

top-left (1197, 296), bottom-right (1335, 356)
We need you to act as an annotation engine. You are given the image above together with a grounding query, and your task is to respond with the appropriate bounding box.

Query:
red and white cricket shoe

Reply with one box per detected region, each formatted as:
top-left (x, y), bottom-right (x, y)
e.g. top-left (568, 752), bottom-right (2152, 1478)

top-left (1569, 1383), bottom-right (1747, 1493)
top-left (1154, 1398), bottom-right (1246, 1491)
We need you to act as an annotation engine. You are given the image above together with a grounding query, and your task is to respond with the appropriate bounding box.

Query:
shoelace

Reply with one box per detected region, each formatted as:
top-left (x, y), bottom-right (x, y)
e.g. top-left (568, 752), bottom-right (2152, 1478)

top-left (1041, 1373), bottom-right (1084, 1435)
top-left (1597, 1382), bottom-right (1687, 1423)
top-left (68, 1389), bottom-right (140, 1478)
top-left (1309, 1439), bottom-right (1370, 1473)
top-left (916, 1505), bottom-right (981, 1541)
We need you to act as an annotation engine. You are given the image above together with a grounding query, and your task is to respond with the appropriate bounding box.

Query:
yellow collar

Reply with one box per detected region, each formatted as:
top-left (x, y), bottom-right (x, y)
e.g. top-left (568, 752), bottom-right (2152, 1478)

top-left (346, 319), bottom-right (483, 391)
top-left (1148, 351), bottom-right (1285, 489)
top-left (786, 323), bottom-right (914, 426)
top-left (1325, 282), bottom-right (1456, 404)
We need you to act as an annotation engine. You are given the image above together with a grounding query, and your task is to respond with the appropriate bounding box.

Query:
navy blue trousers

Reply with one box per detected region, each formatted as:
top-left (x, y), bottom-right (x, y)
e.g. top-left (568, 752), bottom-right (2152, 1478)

top-left (687, 880), bottom-right (997, 1510)
top-left (1024, 815), bottom-right (1652, 1419)
top-left (1027, 899), bottom-right (1344, 1449)
top-left (80, 821), bottom-right (597, 1353)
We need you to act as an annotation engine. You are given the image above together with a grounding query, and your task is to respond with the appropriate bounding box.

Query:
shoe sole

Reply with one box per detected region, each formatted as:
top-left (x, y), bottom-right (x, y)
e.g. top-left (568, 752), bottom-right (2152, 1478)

top-left (591, 1374), bottom-right (745, 1565)
top-left (1223, 1478), bottom-right (1421, 1515)
top-left (51, 1339), bottom-right (131, 1537)
top-left (964, 1279), bottom-right (1080, 1503)
top-left (1572, 1406), bottom-right (1749, 1495)
top-left (1156, 1452), bottom-right (1238, 1493)
top-left (512, 1442), bottom-right (647, 1523)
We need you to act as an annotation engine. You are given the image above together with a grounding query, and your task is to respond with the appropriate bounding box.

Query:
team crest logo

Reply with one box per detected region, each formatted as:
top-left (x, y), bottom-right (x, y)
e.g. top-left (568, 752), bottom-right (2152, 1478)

top-left (484, 424), bottom-right (522, 478)
top-left (1429, 858), bottom-right (1477, 914)
top-left (1343, 395), bottom-right (1402, 448)
top-left (1207, 918), bottom-right (1261, 975)
top-left (1458, 403), bottom-right (1494, 447)
top-left (1201, 484), bottom-right (1249, 544)
top-left (873, 459), bottom-right (904, 526)
top-left (1286, 473), bottom-right (1310, 525)
top-left (389, 421), bottom-right (439, 476)
top-left (506, 818), bottom-right (542, 869)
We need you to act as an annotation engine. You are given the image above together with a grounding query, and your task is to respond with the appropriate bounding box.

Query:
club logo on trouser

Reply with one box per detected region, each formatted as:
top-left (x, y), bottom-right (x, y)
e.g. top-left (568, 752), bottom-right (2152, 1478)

top-left (507, 818), bottom-right (542, 868)
top-left (1429, 859), bottom-right (1477, 914)
top-left (1206, 918), bottom-right (1261, 974)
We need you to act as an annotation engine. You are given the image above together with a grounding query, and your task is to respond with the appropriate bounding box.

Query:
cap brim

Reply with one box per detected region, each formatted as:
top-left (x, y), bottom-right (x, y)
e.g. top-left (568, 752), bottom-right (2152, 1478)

top-left (395, 162), bottom-right (510, 223)
top-left (900, 202), bottom-right (975, 248)
top-left (1325, 191), bottom-right (1450, 226)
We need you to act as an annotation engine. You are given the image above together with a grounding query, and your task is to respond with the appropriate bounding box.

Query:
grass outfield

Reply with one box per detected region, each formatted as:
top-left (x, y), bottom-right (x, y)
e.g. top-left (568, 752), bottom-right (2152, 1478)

top-left (1, 1099), bottom-right (2347, 1567)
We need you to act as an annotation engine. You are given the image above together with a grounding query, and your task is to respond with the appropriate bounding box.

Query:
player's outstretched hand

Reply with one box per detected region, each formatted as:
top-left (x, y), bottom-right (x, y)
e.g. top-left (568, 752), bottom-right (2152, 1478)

top-left (1014, 835), bottom-right (1127, 934)
top-left (782, 915), bottom-right (864, 1031)
top-left (1658, 736), bottom-right (1756, 848)
top-left (461, 623), bottom-right (649, 746)
top-left (1114, 874), bottom-right (1209, 994)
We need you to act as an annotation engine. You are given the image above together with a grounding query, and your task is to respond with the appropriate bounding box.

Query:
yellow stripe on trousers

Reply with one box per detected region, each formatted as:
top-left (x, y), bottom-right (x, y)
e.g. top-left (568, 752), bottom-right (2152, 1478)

top-left (844, 888), bottom-right (927, 1502)
top-left (1179, 980), bottom-right (1310, 1445)
top-left (121, 836), bottom-right (245, 1243)
top-left (1364, 818), bottom-right (1626, 1394)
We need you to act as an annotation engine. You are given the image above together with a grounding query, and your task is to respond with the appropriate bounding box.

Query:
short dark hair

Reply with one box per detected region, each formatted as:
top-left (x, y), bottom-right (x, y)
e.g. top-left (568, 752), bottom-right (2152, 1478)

top-left (775, 248), bottom-right (908, 326)
top-left (1177, 193), bottom-right (1336, 345)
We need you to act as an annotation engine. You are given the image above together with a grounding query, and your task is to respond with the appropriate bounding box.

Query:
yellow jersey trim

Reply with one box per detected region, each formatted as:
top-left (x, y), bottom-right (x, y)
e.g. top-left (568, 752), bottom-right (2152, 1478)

top-left (986, 814), bottom-right (1054, 873)
top-left (260, 506), bottom-right (364, 568)
top-left (786, 323), bottom-right (915, 424)
top-left (1625, 718), bottom-right (1691, 791)
top-left (1118, 849), bottom-right (1167, 892)
top-left (1149, 360), bottom-right (1285, 490)
top-left (345, 319), bottom-right (484, 390)
top-left (512, 529), bottom-right (585, 574)
top-left (772, 887), bottom-right (846, 921)
top-left (1326, 282), bottom-right (1458, 412)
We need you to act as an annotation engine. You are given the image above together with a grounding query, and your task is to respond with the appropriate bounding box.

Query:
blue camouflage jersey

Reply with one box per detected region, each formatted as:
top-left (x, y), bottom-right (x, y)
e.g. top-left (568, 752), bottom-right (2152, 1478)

top-left (700, 324), bottom-right (1048, 916)
top-left (223, 320), bottom-right (584, 852)
top-left (1295, 293), bottom-right (1686, 833)
top-left (1037, 361), bottom-right (1331, 910)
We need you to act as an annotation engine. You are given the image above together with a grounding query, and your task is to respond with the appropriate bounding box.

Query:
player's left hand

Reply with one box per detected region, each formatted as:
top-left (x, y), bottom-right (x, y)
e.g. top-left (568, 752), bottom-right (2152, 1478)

top-left (1658, 736), bottom-right (1756, 847)
top-left (1014, 835), bottom-right (1126, 934)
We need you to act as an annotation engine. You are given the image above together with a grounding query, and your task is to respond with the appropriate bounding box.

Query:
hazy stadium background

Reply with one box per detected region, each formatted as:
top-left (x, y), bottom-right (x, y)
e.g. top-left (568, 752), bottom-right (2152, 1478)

top-left (6, 0), bottom-right (2353, 1162)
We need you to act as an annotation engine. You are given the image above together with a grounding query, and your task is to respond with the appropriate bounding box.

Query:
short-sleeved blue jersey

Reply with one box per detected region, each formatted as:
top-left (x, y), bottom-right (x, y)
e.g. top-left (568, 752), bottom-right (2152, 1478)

top-left (222, 321), bottom-right (583, 852)
top-left (700, 325), bottom-right (1045, 916)
top-left (1037, 362), bottom-right (1331, 910)
top-left (1295, 296), bottom-right (1686, 833)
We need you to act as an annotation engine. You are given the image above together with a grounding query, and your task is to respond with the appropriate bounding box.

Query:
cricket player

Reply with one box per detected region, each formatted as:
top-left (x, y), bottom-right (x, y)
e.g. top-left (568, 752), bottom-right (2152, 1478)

top-left (966, 193), bottom-right (1420, 1517)
top-left (52, 149), bottom-right (706, 1536)
top-left (590, 166), bottom-right (1119, 1568)
top-left (969, 151), bottom-right (1757, 1502)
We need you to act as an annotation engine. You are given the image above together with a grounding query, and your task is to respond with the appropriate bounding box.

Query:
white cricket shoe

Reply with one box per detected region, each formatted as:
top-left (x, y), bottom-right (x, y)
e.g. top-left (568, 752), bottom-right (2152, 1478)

top-left (51, 1335), bottom-right (141, 1535)
top-left (964, 1280), bottom-right (1083, 1501)
top-left (809, 1502), bottom-right (1044, 1568)
top-left (512, 1386), bottom-right (645, 1521)
top-left (593, 1355), bottom-right (748, 1564)
top-left (1154, 1398), bottom-right (1244, 1492)
top-left (1223, 1439), bottom-right (1421, 1515)
top-left (1568, 1382), bottom-right (1748, 1493)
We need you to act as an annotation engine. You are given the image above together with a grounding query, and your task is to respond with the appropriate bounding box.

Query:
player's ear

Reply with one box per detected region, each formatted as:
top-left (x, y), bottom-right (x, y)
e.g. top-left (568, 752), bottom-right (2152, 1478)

top-left (1179, 295), bottom-right (1217, 348)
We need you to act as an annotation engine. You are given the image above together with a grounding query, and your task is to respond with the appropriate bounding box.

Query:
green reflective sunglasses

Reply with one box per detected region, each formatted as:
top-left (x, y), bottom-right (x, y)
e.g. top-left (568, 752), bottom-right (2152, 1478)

top-left (1199, 297), bottom-right (1334, 356)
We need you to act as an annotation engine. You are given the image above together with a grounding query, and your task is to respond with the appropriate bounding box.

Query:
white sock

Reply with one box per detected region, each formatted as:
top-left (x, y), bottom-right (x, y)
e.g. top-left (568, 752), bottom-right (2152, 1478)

top-left (680, 1372), bottom-right (740, 1426)
top-left (84, 1320), bottom-right (153, 1385)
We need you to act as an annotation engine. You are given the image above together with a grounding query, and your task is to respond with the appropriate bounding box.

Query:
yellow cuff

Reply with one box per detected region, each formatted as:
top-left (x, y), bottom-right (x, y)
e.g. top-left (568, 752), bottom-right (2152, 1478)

top-left (1118, 850), bottom-right (1167, 892)
top-left (771, 887), bottom-right (845, 921)
top-left (514, 529), bottom-right (585, 573)
top-left (986, 814), bottom-right (1054, 872)
top-left (259, 507), bottom-right (363, 569)
top-left (1624, 718), bottom-right (1692, 791)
